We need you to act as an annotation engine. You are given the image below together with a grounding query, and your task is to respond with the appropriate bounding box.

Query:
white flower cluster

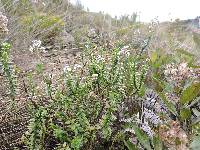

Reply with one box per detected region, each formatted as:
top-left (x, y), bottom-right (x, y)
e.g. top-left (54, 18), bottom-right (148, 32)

top-left (148, 18), bottom-right (159, 33)
top-left (63, 64), bottom-right (72, 73)
top-left (134, 29), bottom-right (140, 35)
top-left (120, 117), bottom-right (135, 123)
top-left (63, 64), bottom-right (83, 73)
top-left (0, 12), bottom-right (8, 33)
top-left (164, 62), bottom-right (199, 87)
top-left (165, 92), bottom-right (179, 104)
top-left (96, 55), bottom-right (105, 62)
top-left (91, 74), bottom-right (98, 80)
top-left (124, 128), bottom-right (135, 134)
top-left (74, 64), bottom-right (82, 70)
top-left (118, 46), bottom-right (130, 56)
top-left (29, 40), bottom-right (45, 52)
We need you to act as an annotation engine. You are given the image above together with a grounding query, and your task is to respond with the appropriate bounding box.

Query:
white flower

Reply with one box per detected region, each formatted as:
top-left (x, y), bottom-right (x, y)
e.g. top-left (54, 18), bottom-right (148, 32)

top-left (85, 44), bottom-right (89, 49)
top-left (0, 12), bottom-right (9, 33)
top-left (42, 2), bottom-right (46, 6)
top-left (179, 63), bottom-right (187, 70)
top-left (125, 128), bottom-right (135, 134)
top-left (40, 47), bottom-right (47, 53)
top-left (63, 65), bottom-right (72, 73)
top-left (170, 68), bottom-right (178, 75)
top-left (29, 46), bottom-right (34, 52)
top-left (96, 55), bottom-right (105, 62)
top-left (32, 40), bottom-right (42, 48)
top-left (92, 74), bottom-right (98, 80)
top-left (29, 39), bottom-right (42, 52)
top-left (74, 64), bottom-right (82, 70)
top-left (120, 118), bottom-right (133, 123)
top-left (122, 45), bottom-right (129, 49)
top-left (92, 74), bottom-right (98, 77)
top-left (134, 29), bottom-right (140, 35)
top-left (118, 46), bottom-right (130, 56)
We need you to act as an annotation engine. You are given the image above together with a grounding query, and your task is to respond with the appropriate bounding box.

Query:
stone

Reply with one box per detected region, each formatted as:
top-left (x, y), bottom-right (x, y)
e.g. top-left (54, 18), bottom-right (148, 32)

top-left (56, 31), bottom-right (75, 46)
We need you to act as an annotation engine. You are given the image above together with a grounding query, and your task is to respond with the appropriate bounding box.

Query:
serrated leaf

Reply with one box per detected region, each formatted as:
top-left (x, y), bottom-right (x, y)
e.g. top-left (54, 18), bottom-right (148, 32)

top-left (180, 82), bottom-right (200, 105)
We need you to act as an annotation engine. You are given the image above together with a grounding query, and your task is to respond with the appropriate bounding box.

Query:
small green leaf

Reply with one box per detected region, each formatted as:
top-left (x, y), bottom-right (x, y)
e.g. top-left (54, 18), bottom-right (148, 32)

top-left (138, 84), bottom-right (145, 97)
top-left (71, 136), bottom-right (83, 150)
top-left (152, 74), bottom-right (165, 92)
top-left (124, 139), bottom-right (138, 150)
top-left (132, 125), bottom-right (153, 150)
top-left (180, 82), bottom-right (200, 105)
top-left (158, 92), bottom-right (177, 116)
top-left (36, 63), bottom-right (44, 74)
top-left (180, 108), bottom-right (192, 121)
top-left (153, 135), bottom-right (163, 150)
top-left (150, 51), bottom-right (157, 63)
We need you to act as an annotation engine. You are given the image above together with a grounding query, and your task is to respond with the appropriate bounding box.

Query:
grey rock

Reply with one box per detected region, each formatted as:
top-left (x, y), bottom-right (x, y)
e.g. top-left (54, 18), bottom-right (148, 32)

top-left (57, 31), bottom-right (75, 44)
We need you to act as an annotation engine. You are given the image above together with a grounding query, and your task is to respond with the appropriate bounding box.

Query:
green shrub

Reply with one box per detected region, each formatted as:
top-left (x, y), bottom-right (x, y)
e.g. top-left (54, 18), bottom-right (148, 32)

top-left (0, 42), bottom-right (16, 101)
top-left (23, 42), bottom-right (149, 149)
top-left (20, 13), bottom-right (64, 43)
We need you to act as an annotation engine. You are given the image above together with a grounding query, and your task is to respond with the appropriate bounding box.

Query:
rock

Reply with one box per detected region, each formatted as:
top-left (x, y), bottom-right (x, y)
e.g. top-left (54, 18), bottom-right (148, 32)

top-left (56, 31), bottom-right (75, 46)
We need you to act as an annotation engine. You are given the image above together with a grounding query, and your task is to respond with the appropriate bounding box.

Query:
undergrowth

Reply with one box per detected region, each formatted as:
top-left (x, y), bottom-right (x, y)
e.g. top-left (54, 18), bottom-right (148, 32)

top-left (0, 1), bottom-right (200, 150)
top-left (4, 41), bottom-right (197, 149)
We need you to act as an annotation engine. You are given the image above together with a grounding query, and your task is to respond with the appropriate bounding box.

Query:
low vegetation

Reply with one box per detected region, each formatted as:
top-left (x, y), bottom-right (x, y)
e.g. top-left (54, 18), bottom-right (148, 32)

top-left (0, 0), bottom-right (200, 149)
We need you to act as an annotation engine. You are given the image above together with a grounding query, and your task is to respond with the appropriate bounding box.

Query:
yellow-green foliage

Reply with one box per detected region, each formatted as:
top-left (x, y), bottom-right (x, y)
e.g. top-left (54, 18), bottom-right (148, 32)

top-left (20, 13), bottom-right (64, 33)
top-left (116, 27), bottom-right (131, 37)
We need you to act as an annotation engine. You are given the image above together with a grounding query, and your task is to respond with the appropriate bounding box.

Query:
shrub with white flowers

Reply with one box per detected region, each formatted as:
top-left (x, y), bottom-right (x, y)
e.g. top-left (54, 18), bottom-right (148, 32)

top-left (0, 12), bottom-right (8, 34)
top-left (29, 40), bottom-right (45, 52)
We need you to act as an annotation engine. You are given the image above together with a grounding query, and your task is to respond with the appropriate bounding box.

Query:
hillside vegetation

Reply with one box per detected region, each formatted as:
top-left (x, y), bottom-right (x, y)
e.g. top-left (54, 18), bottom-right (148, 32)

top-left (0, 0), bottom-right (200, 149)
